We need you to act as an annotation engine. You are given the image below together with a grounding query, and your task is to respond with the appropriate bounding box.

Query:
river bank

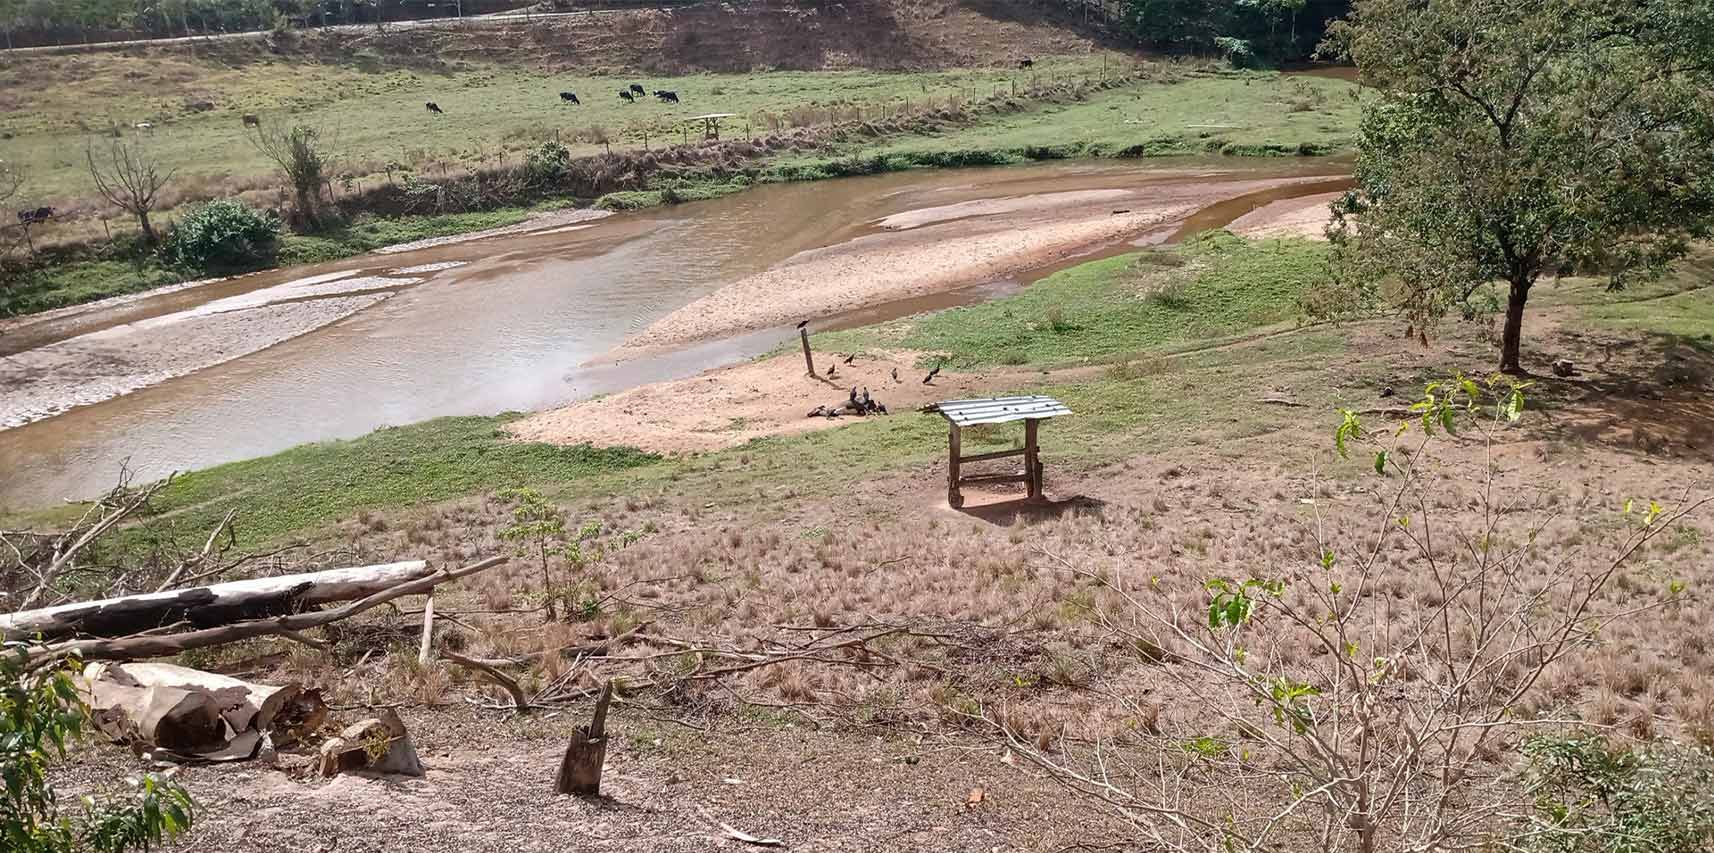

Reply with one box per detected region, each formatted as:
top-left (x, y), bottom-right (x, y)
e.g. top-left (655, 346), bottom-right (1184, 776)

top-left (3, 66), bottom-right (1359, 320)
top-left (0, 159), bottom-right (1345, 506)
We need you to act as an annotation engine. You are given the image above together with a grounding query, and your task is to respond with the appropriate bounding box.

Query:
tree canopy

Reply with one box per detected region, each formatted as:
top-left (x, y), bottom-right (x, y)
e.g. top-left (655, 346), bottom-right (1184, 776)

top-left (1324, 0), bottom-right (1714, 373)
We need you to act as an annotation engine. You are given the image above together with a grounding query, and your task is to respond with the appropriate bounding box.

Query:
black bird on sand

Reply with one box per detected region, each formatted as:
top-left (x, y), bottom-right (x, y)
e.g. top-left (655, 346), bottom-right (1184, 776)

top-left (425, 102), bottom-right (445, 114)
top-left (891, 367), bottom-right (900, 382)
top-left (826, 364), bottom-right (837, 378)
top-left (843, 352), bottom-right (856, 364)
top-left (796, 319), bottom-right (809, 330)
top-left (922, 363), bottom-right (942, 385)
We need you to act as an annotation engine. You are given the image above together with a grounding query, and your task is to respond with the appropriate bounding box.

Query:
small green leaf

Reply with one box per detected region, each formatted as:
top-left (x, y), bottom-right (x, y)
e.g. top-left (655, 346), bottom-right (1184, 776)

top-left (1373, 450), bottom-right (1387, 475)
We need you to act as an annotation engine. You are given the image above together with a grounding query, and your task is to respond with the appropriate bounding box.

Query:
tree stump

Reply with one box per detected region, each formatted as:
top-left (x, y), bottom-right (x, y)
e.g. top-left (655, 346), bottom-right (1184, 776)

top-left (554, 680), bottom-right (612, 796)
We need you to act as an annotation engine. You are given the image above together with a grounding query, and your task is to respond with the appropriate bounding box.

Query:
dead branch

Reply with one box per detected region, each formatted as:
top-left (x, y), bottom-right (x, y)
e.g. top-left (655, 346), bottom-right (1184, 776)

top-left (442, 649), bottom-right (529, 712)
top-left (27, 556), bottom-right (506, 662)
top-left (2, 560), bottom-right (433, 641)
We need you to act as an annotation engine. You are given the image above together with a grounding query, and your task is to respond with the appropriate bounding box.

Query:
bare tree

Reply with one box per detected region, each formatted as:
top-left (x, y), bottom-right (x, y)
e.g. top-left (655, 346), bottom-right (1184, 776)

top-left (993, 378), bottom-right (1708, 853)
top-left (249, 120), bottom-right (339, 230)
top-left (86, 136), bottom-right (174, 246)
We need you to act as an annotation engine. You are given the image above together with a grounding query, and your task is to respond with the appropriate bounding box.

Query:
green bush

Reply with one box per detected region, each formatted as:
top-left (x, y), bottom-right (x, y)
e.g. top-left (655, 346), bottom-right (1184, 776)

top-left (163, 200), bottom-right (279, 273)
top-left (1517, 734), bottom-right (1714, 853)
top-left (1, 649), bottom-right (195, 851)
top-left (523, 141), bottom-right (573, 186)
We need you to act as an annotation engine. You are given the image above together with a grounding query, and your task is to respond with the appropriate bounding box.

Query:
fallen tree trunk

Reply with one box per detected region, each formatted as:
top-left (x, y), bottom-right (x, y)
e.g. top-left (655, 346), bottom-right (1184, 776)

top-left (0, 560), bottom-right (431, 641)
top-left (80, 661), bottom-right (328, 761)
top-left (27, 557), bottom-right (506, 662)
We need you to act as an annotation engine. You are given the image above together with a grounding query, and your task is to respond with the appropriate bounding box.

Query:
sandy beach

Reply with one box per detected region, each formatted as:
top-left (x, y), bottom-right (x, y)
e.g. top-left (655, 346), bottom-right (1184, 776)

top-left (0, 274), bottom-right (419, 429)
top-left (615, 176), bottom-right (1329, 355)
top-left (1228, 190), bottom-right (1342, 239)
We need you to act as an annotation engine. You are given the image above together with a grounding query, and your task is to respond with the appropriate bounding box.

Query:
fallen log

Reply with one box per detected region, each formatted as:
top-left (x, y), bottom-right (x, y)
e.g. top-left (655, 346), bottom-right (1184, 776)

top-left (28, 557), bottom-right (506, 662)
top-left (1, 560), bottom-right (432, 641)
top-left (80, 661), bottom-right (328, 761)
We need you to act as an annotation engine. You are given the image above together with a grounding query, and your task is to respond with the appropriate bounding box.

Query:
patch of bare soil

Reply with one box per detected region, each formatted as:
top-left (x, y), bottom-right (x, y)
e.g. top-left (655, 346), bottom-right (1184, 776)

top-left (63, 711), bottom-right (1125, 852)
top-left (1227, 189), bottom-right (1341, 240)
top-left (510, 349), bottom-right (1074, 453)
top-left (618, 177), bottom-right (1323, 354)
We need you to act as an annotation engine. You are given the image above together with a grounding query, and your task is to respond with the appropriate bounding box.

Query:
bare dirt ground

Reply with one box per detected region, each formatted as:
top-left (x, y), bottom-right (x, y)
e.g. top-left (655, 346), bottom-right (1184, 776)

top-left (617, 176), bottom-right (1327, 354)
top-left (511, 348), bottom-right (1060, 453)
top-left (67, 713), bottom-right (1125, 852)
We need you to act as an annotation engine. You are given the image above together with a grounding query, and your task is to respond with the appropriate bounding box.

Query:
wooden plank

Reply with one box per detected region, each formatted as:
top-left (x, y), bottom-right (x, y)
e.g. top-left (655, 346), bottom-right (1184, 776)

top-left (799, 328), bottom-right (816, 377)
top-left (956, 448), bottom-right (1027, 464)
top-left (956, 473), bottom-right (1032, 486)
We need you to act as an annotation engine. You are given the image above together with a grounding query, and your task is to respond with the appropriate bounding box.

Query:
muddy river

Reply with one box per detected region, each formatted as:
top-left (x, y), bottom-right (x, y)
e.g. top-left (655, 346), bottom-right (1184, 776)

top-left (0, 158), bottom-right (1348, 506)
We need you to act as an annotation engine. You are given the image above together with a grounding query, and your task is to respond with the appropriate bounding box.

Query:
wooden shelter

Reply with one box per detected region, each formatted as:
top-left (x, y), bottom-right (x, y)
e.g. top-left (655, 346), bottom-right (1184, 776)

top-left (683, 112), bottom-right (738, 140)
top-left (926, 396), bottom-right (1072, 508)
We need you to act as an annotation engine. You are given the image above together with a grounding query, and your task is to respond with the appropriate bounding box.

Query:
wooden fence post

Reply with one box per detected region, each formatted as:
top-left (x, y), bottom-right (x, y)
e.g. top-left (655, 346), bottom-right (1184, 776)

top-left (800, 327), bottom-right (816, 377)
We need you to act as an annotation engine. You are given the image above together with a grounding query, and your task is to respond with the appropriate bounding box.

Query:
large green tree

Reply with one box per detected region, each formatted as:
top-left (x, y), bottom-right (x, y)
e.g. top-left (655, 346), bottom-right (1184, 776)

top-left (1325, 0), bottom-right (1714, 373)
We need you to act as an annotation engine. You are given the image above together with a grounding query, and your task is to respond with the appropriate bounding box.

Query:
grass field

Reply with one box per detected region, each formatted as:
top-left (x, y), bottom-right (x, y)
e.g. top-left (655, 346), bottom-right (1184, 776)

top-left (770, 71), bottom-right (1361, 170)
top-left (2, 55), bottom-right (1131, 203)
top-left (817, 231), bottom-right (1331, 368)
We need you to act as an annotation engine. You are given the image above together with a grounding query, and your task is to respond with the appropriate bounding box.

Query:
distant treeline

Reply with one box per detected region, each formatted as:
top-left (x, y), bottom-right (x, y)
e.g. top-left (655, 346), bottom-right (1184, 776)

top-left (0, 0), bottom-right (533, 48)
top-left (1119, 0), bottom-right (1350, 63)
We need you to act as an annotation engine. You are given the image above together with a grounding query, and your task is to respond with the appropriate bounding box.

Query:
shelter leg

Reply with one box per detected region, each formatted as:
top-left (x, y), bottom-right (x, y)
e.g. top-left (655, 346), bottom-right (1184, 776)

top-left (1024, 419), bottom-right (1041, 499)
top-left (948, 424), bottom-right (964, 509)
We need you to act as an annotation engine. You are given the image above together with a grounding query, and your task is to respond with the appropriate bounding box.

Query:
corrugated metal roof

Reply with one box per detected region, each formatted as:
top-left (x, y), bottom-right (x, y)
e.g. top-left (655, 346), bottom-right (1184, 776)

top-left (927, 395), bottom-right (1072, 427)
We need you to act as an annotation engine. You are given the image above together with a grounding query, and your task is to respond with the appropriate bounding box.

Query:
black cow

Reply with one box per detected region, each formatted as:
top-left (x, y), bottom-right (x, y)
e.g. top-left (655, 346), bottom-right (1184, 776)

top-left (654, 90), bottom-right (680, 103)
top-left (425, 101), bottom-right (445, 114)
top-left (559, 91), bottom-right (580, 104)
top-left (619, 90), bottom-right (635, 103)
top-left (16, 207), bottom-right (54, 225)
top-left (1018, 57), bottom-right (1034, 69)
top-left (629, 83), bottom-right (646, 96)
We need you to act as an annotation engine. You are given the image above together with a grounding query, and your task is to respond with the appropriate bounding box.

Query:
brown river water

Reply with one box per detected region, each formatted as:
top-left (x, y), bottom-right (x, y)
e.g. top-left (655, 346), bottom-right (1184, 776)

top-left (0, 158), bottom-right (1347, 506)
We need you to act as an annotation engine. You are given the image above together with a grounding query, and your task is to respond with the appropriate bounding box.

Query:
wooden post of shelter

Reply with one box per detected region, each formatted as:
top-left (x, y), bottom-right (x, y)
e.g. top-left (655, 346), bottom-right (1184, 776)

top-left (927, 396), bottom-right (1070, 509)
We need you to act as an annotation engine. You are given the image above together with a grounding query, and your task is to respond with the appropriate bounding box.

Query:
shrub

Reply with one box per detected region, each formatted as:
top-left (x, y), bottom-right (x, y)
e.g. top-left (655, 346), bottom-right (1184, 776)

top-left (523, 141), bottom-right (573, 187)
top-left (163, 200), bottom-right (279, 272)
top-left (0, 649), bottom-right (195, 851)
top-left (1517, 734), bottom-right (1714, 853)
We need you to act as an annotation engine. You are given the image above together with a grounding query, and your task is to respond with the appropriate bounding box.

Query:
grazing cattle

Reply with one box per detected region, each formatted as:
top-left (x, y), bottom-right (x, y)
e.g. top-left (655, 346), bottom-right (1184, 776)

top-left (425, 102), bottom-right (445, 114)
top-left (619, 90), bottom-right (635, 103)
top-left (654, 90), bottom-right (680, 104)
top-left (16, 207), bottom-right (54, 225)
top-left (559, 91), bottom-right (580, 104)
top-left (1018, 57), bottom-right (1034, 69)
top-left (241, 113), bottom-right (260, 127)
top-left (629, 83), bottom-right (646, 96)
